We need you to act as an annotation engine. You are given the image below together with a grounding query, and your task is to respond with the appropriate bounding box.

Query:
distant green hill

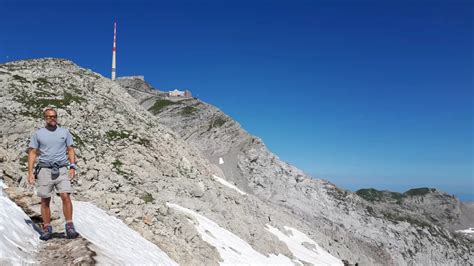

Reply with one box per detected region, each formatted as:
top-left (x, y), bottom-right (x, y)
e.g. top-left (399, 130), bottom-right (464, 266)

top-left (356, 187), bottom-right (437, 203)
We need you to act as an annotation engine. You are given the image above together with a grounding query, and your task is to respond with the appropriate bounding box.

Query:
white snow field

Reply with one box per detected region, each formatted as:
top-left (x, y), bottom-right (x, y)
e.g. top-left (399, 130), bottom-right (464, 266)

top-left (456, 228), bottom-right (474, 235)
top-left (0, 180), bottom-right (40, 264)
top-left (73, 201), bottom-right (178, 265)
top-left (266, 225), bottom-right (343, 266)
top-left (0, 187), bottom-right (177, 265)
top-left (168, 203), bottom-right (306, 265)
top-left (212, 174), bottom-right (246, 195)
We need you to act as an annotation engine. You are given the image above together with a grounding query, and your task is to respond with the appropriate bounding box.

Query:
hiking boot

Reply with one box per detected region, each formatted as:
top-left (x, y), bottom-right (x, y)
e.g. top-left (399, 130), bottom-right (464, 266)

top-left (39, 224), bottom-right (53, 241)
top-left (65, 222), bottom-right (79, 239)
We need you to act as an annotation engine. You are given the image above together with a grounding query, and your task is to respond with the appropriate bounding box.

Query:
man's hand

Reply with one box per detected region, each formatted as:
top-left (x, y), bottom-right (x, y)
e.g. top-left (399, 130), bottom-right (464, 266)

top-left (68, 169), bottom-right (76, 181)
top-left (27, 172), bottom-right (35, 185)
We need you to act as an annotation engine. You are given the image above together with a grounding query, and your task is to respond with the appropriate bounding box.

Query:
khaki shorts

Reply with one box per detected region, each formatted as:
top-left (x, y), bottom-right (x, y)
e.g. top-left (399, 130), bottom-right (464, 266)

top-left (36, 167), bottom-right (73, 198)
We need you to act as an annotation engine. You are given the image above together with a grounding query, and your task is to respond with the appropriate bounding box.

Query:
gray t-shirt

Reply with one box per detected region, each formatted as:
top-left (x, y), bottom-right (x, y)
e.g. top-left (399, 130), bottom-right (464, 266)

top-left (29, 127), bottom-right (74, 164)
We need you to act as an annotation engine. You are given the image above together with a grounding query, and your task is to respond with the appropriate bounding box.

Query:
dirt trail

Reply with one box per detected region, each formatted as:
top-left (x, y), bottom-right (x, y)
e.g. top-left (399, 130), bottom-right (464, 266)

top-left (36, 236), bottom-right (96, 265)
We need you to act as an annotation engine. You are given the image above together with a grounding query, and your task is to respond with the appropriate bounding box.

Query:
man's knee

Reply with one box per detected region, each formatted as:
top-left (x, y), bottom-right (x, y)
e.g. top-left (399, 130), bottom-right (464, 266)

top-left (40, 197), bottom-right (51, 207)
top-left (59, 193), bottom-right (71, 201)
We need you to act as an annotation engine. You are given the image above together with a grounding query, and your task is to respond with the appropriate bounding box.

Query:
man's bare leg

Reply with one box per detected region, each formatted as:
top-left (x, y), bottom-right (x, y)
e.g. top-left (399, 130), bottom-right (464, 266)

top-left (40, 197), bottom-right (52, 226)
top-left (60, 193), bottom-right (79, 238)
top-left (39, 197), bottom-right (53, 240)
top-left (59, 193), bottom-right (73, 222)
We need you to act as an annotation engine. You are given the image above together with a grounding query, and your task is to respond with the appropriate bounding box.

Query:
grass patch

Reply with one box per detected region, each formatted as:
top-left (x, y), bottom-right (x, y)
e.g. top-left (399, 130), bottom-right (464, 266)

top-left (106, 130), bottom-right (131, 141)
top-left (148, 99), bottom-right (178, 114)
top-left (208, 116), bottom-right (227, 131)
top-left (13, 90), bottom-right (87, 118)
top-left (357, 188), bottom-right (382, 202)
top-left (112, 159), bottom-right (123, 169)
top-left (19, 154), bottom-right (28, 172)
top-left (141, 192), bottom-right (154, 204)
top-left (404, 187), bottom-right (435, 197)
top-left (214, 117), bottom-right (226, 127)
top-left (70, 132), bottom-right (85, 148)
top-left (180, 106), bottom-right (198, 116)
top-left (357, 187), bottom-right (436, 203)
top-left (356, 188), bottom-right (383, 202)
top-left (356, 188), bottom-right (403, 203)
top-left (111, 159), bottom-right (131, 176)
top-left (12, 75), bottom-right (29, 83)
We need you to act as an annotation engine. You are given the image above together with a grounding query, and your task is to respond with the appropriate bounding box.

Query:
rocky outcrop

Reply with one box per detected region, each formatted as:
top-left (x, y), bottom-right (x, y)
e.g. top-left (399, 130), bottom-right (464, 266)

top-left (121, 77), bottom-right (474, 265)
top-left (36, 237), bottom-right (96, 265)
top-left (356, 187), bottom-right (474, 232)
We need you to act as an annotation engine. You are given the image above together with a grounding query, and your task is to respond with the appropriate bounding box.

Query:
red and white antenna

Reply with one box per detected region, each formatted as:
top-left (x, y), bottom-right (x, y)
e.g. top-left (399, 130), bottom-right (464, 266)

top-left (111, 19), bottom-right (117, 80)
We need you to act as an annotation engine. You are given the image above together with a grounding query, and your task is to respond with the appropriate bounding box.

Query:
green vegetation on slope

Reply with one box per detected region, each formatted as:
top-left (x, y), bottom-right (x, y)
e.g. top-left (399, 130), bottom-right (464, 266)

top-left (357, 187), bottom-right (438, 203)
top-left (148, 99), bottom-right (178, 114)
top-left (356, 188), bottom-right (403, 203)
top-left (207, 116), bottom-right (227, 131)
top-left (180, 106), bottom-right (198, 116)
top-left (106, 130), bottom-right (131, 141)
top-left (404, 187), bottom-right (436, 196)
top-left (141, 192), bottom-right (154, 204)
top-left (14, 90), bottom-right (86, 118)
top-left (70, 131), bottom-right (85, 148)
top-left (111, 159), bottom-right (132, 177)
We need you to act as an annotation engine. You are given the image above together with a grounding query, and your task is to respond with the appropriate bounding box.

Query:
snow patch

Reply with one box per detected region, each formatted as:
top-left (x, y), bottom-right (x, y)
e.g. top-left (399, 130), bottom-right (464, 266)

top-left (167, 203), bottom-right (296, 265)
top-left (266, 225), bottom-right (343, 266)
top-left (212, 175), bottom-right (246, 195)
top-left (219, 157), bottom-right (224, 164)
top-left (456, 228), bottom-right (474, 234)
top-left (0, 180), bottom-right (40, 264)
top-left (0, 180), bottom-right (7, 190)
top-left (73, 201), bottom-right (177, 265)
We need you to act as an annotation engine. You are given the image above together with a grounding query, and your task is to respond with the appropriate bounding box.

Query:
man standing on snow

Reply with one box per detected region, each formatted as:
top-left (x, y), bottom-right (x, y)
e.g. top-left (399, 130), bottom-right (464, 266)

top-left (27, 107), bottom-right (79, 240)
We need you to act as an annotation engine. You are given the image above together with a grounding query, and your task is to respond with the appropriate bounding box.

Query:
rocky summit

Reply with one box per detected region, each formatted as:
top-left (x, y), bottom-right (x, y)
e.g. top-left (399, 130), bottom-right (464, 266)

top-left (0, 58), bottom-right (472, 265)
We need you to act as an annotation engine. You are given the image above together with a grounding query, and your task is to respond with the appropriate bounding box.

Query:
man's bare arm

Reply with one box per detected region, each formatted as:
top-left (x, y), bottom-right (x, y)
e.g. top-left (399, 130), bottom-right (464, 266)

top-left (67, 146), bottom-right (76, 180)
top-left (27, 148), bottom-right (37, 184)
top-left (67, 146), bottom-right (75, 164)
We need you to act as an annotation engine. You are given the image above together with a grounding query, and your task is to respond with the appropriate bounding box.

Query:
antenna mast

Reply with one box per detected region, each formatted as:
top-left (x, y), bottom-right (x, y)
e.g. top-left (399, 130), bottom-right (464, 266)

top-left (111, 19), bottom-right (117, 80)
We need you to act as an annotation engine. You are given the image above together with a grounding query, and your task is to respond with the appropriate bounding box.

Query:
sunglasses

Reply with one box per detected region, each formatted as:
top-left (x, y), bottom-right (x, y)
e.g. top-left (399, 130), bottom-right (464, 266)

top-left (44, 115), bottom-right (57, 119)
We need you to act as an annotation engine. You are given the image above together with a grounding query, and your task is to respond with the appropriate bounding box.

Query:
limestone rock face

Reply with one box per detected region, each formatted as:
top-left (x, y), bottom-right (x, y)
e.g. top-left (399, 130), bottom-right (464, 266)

top-left (355, 187), bottom-right (474, 232)
top-left (120, 76), bottom-right (474, 265)
top-left (0, 59), bottom-right (472, 265)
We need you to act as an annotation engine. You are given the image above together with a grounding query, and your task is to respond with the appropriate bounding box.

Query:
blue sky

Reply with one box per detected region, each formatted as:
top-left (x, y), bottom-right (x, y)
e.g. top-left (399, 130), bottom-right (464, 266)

top-left (1, 0), bottom-right (472, 200)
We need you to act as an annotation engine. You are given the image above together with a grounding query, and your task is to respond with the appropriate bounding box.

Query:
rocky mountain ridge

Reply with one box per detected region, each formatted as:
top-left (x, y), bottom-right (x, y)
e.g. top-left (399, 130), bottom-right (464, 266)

top-left (356, 187), bottom-right (474, 232)
top-left (117, 74), bottom-right (474, 264)
top-left (0, 58), bottom-right (471, 265)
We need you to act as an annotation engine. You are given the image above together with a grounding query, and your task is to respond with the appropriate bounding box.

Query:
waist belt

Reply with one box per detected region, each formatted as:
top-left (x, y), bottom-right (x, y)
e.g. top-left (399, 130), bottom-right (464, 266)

top-left (34, 161), bottom-right (69, 180)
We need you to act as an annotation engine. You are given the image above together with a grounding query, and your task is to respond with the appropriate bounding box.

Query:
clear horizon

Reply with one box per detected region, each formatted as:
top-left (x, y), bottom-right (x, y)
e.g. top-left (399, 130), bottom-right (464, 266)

top-left (1, 0), bottom-right (472, 201)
